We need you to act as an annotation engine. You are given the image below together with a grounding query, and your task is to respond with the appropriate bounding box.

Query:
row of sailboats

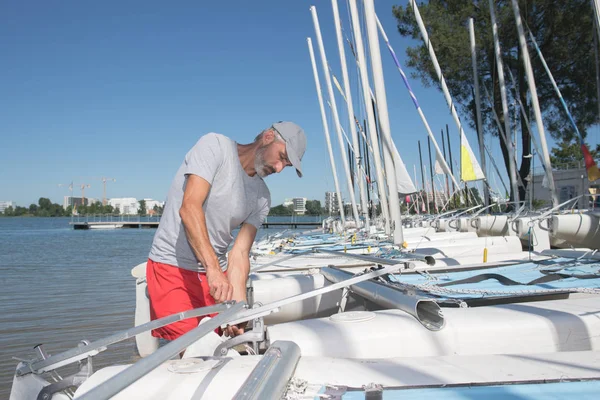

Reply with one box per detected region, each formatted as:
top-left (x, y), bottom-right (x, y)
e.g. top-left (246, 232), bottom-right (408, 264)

top-left (10, 0), bottom-right (600, 399)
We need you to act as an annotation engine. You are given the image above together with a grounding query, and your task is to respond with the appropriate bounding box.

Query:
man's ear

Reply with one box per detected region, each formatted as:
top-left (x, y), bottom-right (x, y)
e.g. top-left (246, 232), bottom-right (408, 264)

top-left (262, 129), bottom-right (276, 145)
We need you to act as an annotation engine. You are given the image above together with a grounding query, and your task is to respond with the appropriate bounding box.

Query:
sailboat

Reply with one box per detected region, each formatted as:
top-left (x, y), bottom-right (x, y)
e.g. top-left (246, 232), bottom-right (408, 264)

top-left (9, 1), bottom-right (600, 399)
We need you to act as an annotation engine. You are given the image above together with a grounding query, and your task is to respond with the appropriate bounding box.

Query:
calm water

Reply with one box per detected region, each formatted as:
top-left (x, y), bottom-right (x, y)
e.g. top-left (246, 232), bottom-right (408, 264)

top-left (0, 217), bottom-right (292, 398)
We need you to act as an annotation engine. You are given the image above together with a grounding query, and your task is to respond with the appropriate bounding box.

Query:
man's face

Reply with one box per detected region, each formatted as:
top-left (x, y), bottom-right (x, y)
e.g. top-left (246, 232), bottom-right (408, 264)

top-left (255, 133), bottom-right (292, 178)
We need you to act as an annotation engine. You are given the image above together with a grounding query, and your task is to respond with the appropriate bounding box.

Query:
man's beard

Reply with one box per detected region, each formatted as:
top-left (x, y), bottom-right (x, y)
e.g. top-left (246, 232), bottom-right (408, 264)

top-left (254, 146), bottom-right (275, 178)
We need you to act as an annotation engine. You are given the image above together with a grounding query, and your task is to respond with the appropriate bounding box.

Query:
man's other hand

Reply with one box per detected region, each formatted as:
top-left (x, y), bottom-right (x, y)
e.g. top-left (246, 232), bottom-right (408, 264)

top-left (224, 323), bottom-right (246, 337)
top-left (206, 268), bottom-right (233, 303)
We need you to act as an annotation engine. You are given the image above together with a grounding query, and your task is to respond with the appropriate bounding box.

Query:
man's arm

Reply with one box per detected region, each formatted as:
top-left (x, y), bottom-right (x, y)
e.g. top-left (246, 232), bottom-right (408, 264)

top-left (227, 222), bottom-right (258, 302)
top-left (224, 222), bottom-right (257, 336)
top-left (179, 174), bottom-right (233, 303)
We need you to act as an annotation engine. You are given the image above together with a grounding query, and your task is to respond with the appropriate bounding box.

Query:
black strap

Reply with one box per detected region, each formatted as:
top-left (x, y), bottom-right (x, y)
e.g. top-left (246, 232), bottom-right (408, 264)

top-left (438, 271), bottom-right (600, 287)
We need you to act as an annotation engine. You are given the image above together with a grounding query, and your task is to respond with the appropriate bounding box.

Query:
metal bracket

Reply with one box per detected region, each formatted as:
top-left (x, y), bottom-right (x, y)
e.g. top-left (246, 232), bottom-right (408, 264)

top-left (338, 287), bottom-right (350, 313)
top-left (36, 341), bottom-right (94, 400)
top-left (213, 317), bottom-right (264, 356)
top-left (364, 383), bottom-right (383, 400)
top-left (322, 385), bottom-right (348, 400)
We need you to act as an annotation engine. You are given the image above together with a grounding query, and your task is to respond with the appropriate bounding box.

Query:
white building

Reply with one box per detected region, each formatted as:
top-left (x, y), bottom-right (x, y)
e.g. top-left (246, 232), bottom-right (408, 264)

top-left (63, 196), bottom-right (87, 209)
top-left (143, 198), bottom-right (165, 215)
top-left (0, 201), bottom-right (14, 213)
top-left (292, 197), bottom-right (307, 215)
top-left (108, 198), bottom-right (139, 215)
top-left (282, 198), bottom-right (293, 207)
top-left (527, 166), bottom-right (600, 209)
top-left (325, 191), bottom-right (339, 214)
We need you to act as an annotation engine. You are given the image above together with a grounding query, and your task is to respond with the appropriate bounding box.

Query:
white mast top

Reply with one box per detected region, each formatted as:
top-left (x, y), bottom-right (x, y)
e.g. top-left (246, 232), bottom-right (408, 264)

top-left (347, 0), bottom-right (391, 234)
top-left (307, 37), bottom-right (346, 225)
top-left (310, 6), bottom-right (361, 225)
top-left (510, 0), bottom-right (558, 208)
top-left (330, 0), bottom-right (369, 229)
top-left (363, 0), bottom-right (405, 244)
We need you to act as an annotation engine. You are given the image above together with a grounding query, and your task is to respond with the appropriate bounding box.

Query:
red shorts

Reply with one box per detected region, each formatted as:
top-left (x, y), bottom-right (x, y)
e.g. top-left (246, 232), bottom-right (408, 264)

top-left (146, 258), bottom-right (222, 340)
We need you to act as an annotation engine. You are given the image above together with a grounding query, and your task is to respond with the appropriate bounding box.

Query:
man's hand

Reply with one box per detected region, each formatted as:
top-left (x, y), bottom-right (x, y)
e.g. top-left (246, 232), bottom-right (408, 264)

top-left (224, 323), bottom-right (246, 337)
top-left (206, 268), bottom-right (233, 303)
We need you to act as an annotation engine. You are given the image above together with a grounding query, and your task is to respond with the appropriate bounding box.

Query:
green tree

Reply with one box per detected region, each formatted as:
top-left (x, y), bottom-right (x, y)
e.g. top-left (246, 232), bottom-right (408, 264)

top-left (14, 206), bottom-right (29, 216)
top-left (113, 206), bottom-right (120, 215)
top-left (268, 204), bottom-right (293, 216)
top-left (3, 206), bottom-right (14, 216)
top-left (152, 204), bottom-right (164, 215)
top-left (48, 203), bottom-right (64, 216)
top-left (138, 199), bottom-right (147, 215)
top-left (467, 187), bottom-right (483, 205)
top-left (29, 204), bottom-right (38, 214)
top-left (550, 139), bottom-right (599, 167)
top-left (305, 200), bottom-right (324, 215)
top-left (393, 0), bottom-right (597, 203)
top-left (38, 197), bottom-right (52, 211)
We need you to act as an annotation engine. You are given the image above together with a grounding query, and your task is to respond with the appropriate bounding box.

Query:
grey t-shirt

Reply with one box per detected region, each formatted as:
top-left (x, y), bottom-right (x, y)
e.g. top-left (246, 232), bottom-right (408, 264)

top-left (149, 133), bottom-right (271, 272)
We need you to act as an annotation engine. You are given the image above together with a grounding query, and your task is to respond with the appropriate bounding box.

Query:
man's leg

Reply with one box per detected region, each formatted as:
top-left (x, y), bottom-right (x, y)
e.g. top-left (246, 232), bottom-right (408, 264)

top-left (146, 259), bottom-right (216, 340)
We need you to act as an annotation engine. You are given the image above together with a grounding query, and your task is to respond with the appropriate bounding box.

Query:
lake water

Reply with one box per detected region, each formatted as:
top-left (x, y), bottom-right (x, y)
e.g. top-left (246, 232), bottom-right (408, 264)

top-left (0, 217), bottom-right (293, 398)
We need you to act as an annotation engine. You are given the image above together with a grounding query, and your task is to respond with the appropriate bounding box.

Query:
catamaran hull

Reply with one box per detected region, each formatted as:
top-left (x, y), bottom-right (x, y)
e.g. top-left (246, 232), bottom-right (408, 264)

top-left (550, 214), bottom-right (600, 250)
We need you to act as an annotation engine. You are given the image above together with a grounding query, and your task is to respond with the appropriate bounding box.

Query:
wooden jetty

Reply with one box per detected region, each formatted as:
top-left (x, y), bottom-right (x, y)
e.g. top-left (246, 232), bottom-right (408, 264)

top-left (70, 217), bottom-right (323, 230)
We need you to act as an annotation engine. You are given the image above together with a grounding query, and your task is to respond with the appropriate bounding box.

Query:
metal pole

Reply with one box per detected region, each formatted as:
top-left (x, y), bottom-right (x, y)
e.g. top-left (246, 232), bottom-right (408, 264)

top-left (510, 0), bottom-right (558, 207)
top-left (488, 0), bottom-right (520, 205)
top-left (18, 303), bottom-right (232, 375)
top-left (331, 0), bottom-right (369, 229)
top-left (468, 18), bottom-right (490, 207)
top-left (233, 341), bottom-right (301, 400)
top-left (78, 302), bottom-right (245, 400)
top-left (427, 136), bottom-right (437, 213)
top-left (363, 0), bottom-right (404, 244)
top-left (310, 6), bottom-right (360, 224)
top-left (423, 164), bottom-right (431, 214)
top-left (446, 125), bottom-right (456, 207)
top-left (418, 141), bottom-right (426, 194)
top-left (409, 0), bottom-right (479, 201)
top-left (441, 129), bottom-right (450, 200)
top-left (347, 0), bottom-right (391, 234)
top-left (375, 14), bottom-right (459, 189)
top-left (594, 17), bottom-right (600, 124)
top-left (418, 140), bottom-right (427, 213)
top-left (593, 0), bottom-right (600, 41)
top-left (307, 37), bottom-right (346, 225)
top-left (413, 164), bottom-right (420, 214)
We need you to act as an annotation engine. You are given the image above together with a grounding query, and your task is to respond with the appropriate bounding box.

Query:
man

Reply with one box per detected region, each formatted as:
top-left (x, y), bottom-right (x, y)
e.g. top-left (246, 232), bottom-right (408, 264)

top-left (147, 121), bottom-right (306, 340)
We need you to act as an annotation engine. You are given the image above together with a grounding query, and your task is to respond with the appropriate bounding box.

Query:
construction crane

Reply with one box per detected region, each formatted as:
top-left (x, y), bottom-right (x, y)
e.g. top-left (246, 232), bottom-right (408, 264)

top-left (100, 177), bottom-right (116, 206)
top-left (77, 183), bottom-right (91, 206)
top-left (57, 182), bottom-right (74, 196)
top-left (58, 182), bottom-right (74, 210)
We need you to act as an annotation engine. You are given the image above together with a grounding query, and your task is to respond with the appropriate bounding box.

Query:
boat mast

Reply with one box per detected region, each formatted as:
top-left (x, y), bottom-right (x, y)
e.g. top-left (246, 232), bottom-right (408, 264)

top-left (593, 0), bottom-right (600, 40)
top-left (310, 6), bottom-right (361, 225)
top-left (468, 18), bottom-right (490, 207)
top-left (347, 0), bottom-right (391, 235)
top-left (441, 129), bottom-right (450, 200)
top-left (446, 125), bottom-right (456, 206)
top-left (307, 37), bottom-right (346, 225)
top-left (418, 141), bottom-right (430, 215)
top-left (363, 0), bottom-right (404, 244)
top-left (488, 0), bottom-right (520, 206)
top-left (510, 0), bottom-right (559, 208)
top-left (427, 136), bottom-right (438, 213)
top-left (330, 0), bottom-right (369, 229)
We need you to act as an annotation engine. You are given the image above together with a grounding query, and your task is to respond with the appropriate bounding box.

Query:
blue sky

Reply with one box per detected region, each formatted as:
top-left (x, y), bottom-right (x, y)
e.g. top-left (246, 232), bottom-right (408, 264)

top-left (1, 0), bottom-right (598, 208)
